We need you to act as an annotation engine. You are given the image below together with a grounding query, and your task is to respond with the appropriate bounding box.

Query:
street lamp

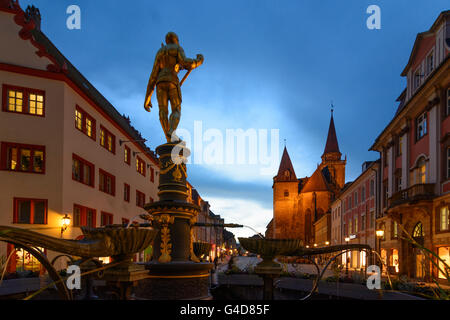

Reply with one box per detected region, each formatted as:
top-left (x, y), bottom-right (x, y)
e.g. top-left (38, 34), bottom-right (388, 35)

top-left (345, 237), bottom-right (350, 278)
top-left (376, 229), bottom-right (384, 269)
top-left (61, 214), bottom-right (71, 237)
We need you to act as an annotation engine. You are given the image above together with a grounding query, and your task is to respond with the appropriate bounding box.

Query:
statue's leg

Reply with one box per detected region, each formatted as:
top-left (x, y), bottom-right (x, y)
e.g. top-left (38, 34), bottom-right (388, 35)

top-left (156, 84), bottom-right (170, 141)
top-left (168, 84), bottom-right (181, 141)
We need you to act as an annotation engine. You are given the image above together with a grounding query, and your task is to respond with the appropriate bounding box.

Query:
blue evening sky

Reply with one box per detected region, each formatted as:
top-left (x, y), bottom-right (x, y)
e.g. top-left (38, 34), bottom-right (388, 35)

top-left (20, 0), bottom-right (449, 237)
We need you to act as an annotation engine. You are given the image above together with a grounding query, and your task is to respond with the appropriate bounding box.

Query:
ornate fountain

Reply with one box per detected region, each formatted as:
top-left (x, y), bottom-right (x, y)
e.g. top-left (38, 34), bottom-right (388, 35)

top-left (132, 32), bottom-right (213, 300)
top-left (238, 237), bottom-right (372, 300)
top-left (0, 225), bottom-right (158, 300)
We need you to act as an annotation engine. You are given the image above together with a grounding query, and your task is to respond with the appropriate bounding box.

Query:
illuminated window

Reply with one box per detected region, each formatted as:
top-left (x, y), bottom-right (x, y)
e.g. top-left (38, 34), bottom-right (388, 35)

top-left (124, 145), bottom-right (131, 165)
top-left (100, 212), bottom-right (113, 226)
top-left (73, 204), bottom-right (96, 228)
top-left (75, 106), bottom-right (96, 140)
top-left (7, 244), bottom-right (45, 274)
top-left (416, 112), bottom-right (427, 140)
top-left (361, 215), bottom-right (366, 231)
top-left (13, 198), bottom-right (47, 224)
top-left (1, 142), bottom-right (45, 173)
top-left (100, 126), bottom-right (115, 154)
top-left (393, 221), bottom-right (398, 239)
top-left (355, 216), bottom-right (358, 233)
top-left (2, 85), bottom-right (45, 116)
top-left (29, 93), bottom-right (44, 115)
top-left (416, 157), bottom-right (427, 184)
top-left (438, 247), bottom-right (450, 279)
top-left (390, 249), bottom-right (399, 273)
top-left (412, 222), bottom-right (424, 238)
top-left (99, 169), bottom-right (115, 196)
top-left (7, 89), bottom-right (23, 112)
top-left (75, 109), bottom-right (82, 130)
top-left (440, 206), bottom-right (449, 232)
top-left (136, 156), bottom-right (146, 176)
top-left (72, 154), bottom-right (94, 187)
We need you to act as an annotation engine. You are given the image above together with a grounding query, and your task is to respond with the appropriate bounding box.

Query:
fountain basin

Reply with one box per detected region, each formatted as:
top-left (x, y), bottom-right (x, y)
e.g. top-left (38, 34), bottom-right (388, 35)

top-left (193, 241), bottom-right (212, 260)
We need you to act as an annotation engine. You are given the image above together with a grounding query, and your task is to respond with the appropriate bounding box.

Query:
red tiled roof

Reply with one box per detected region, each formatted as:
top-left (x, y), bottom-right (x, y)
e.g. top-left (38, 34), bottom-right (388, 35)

top-left (301, 167), bottom-right (329, 193)
top-left (275, 147), bottom-right (297, 181)
top-left (323, 114), bottom-right (340, 155)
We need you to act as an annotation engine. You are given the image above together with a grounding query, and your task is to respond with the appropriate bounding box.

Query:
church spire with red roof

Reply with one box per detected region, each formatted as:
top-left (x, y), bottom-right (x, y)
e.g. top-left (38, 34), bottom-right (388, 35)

top-left (274, 146), bottom-right (297, 182)
top-left (322, 109), bottom-right (341, 160)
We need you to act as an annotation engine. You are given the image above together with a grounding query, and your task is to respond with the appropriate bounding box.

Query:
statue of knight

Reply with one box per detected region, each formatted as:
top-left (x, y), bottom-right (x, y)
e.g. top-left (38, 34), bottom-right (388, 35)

top-left (144, 32), bottom-right (204, 142)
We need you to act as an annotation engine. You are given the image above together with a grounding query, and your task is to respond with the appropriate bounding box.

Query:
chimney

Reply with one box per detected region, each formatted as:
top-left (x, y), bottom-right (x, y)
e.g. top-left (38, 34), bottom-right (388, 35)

top-left (25, 5), bottom-right (41, 31)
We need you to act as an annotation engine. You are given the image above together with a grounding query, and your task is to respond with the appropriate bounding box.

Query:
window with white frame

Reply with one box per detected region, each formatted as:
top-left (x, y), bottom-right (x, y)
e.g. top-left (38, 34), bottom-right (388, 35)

top-left (416, 112), bottom-right (427, 140)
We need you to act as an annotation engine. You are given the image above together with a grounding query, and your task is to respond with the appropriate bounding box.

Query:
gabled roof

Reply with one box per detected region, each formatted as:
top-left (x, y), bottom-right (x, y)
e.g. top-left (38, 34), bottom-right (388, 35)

top-left (274, 147), bottom-right (297, 181)
top-left (401, 10), bottom-right (450, 76)
top-left (301, 167), bottom-right (329, 193)
top-left (0, 1), bottom-right (158, 164)
top-left (323, 113), bottom-right (340, 155)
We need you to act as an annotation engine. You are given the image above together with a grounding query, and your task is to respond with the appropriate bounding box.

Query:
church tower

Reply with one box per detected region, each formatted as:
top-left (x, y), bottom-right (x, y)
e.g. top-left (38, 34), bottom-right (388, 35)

top-left (319, 110), bottom-right (346, 190)
top-left (272, 147), bottom-right (299, 239)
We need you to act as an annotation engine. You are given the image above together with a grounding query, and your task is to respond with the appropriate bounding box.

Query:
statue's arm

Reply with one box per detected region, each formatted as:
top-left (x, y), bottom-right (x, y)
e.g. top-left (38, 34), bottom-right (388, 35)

top-left (144, 52), bottom-right (161, 110)
top-left (178, 46), bottom-right (204, 70)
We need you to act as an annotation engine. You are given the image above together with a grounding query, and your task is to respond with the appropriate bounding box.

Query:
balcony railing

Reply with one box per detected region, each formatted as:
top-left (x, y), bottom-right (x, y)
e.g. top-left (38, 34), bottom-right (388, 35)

top-left (388, 183), bottom-right (436, 208)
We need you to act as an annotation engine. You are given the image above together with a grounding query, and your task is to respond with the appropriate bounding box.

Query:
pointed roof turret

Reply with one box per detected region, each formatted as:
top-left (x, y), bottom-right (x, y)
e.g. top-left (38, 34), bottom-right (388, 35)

top-left (274, 146), bottom-right (297, 182)
top-left (322, 110), bottom-right (341, 157)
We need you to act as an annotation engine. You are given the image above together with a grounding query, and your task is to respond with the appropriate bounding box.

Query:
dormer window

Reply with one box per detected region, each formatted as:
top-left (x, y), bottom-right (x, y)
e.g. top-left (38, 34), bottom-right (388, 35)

top-left (413, 68), bottom-right (421, 91)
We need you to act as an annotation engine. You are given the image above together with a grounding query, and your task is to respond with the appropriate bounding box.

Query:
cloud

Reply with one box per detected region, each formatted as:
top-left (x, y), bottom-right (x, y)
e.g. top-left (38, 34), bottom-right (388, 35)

top-left (205, 196), bottom-right (272, 239)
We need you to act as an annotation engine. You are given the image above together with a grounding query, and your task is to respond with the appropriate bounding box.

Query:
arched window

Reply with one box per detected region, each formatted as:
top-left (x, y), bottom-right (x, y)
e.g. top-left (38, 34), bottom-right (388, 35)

top-left (413, 222), bottom-right (424, 238)
top-left (417, 158), bottom-right (426, 183)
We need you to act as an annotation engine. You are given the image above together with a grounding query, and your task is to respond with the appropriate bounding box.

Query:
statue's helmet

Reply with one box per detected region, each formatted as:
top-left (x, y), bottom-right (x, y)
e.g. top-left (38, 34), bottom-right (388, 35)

top-left (165, 32), bottom-right (179, 45)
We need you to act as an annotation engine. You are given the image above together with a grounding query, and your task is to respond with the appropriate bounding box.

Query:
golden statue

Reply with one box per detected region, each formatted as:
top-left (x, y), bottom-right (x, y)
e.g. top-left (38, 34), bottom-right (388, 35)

top-left (144, 32), bottom-right (204, 142)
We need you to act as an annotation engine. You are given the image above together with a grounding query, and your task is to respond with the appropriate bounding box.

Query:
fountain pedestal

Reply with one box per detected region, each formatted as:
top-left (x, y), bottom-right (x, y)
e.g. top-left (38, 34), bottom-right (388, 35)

top-left (135, 141), bottom-right (213, 300)
top-left (101, 258), bottom-right (149, 300)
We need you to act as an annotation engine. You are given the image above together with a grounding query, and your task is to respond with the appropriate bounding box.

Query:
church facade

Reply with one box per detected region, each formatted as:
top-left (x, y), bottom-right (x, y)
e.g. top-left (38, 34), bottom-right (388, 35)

top-left (266, 113), bottom-right (346, 245)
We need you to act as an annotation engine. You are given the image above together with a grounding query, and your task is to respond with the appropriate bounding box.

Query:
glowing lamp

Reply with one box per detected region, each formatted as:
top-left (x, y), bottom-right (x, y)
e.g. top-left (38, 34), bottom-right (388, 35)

top-left (325, 241), bottom-right (330, 245)
top-left (345, 237), bottom-right (350, 242)
top-left (376, 230), bottom-right (384, 238)
top-left (61, 213), bottom-right (71, 237)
